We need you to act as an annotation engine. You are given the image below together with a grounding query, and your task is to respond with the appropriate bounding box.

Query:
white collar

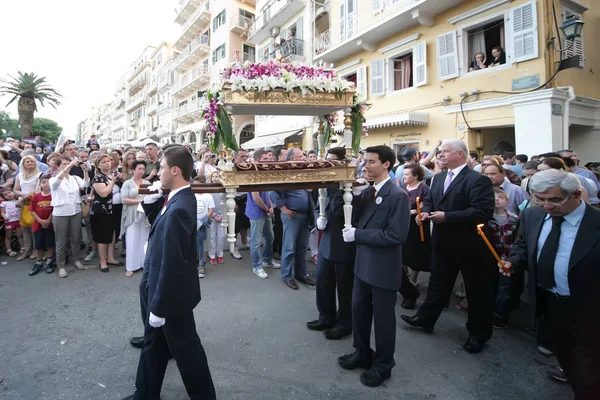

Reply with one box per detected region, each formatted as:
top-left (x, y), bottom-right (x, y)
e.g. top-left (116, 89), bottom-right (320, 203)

top-left (448, 163), bottom-right (468, 176)
top-left (167, 184), bottom-right (190, 202)
top-left (374, 177), bottom-right (390, 194)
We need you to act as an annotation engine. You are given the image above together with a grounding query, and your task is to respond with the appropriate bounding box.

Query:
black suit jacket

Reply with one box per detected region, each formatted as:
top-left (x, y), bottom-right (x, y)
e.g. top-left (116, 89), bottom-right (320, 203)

top-left (353, 180), bottom-right (410, 291)
top-left (142, 187), bottom-right (200, 318)
top-left (422, 166), bottom-right (495, 255)
top-left (508, 204), bottom-right (600, 327)
top-left (319, 188), bottom-right (356, 263)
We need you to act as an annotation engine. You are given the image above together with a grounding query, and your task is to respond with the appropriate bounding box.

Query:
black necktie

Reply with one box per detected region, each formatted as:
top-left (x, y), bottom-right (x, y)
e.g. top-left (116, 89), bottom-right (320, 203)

top-left (537, 216), bottom-right (565, 290)
top-left (371, 187), bottom-right (376, 201)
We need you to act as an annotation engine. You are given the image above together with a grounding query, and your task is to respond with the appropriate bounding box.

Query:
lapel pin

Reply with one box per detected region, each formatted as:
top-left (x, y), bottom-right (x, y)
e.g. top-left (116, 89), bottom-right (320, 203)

top-left (376, 197), bottom-right (382, 205)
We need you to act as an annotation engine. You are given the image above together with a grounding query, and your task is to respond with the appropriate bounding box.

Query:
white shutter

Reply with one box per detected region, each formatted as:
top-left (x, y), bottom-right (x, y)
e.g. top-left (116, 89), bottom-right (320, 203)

top-left (511, 1), bottom-right (538, 63)
top-left (436, 31), bottom-right (459, 81)
top-left (347, 0), bottom-right (357, 38)
top-left (562, 7), bottom-right (584, 68)
top-left (370, 59), bottom-right (385, 97)
top-left (356, 65), bottom-right (367, 98)
top-left (413, 41), bottom-right (427, 87)
top-left (339, 2), bottom-right (346, 41)
top-left (371, 0), bottom-right (383, 15)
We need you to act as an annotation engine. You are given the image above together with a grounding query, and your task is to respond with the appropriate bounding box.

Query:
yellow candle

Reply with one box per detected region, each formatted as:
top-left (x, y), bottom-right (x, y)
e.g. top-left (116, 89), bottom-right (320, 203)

top-left (416, 197), bottom-right (425, 243)
top-left (477, 224), bottom-right (506, 270)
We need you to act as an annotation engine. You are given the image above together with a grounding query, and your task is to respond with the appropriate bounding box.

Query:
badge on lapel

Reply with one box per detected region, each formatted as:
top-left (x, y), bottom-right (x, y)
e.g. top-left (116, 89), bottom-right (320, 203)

top-left (376, 197), bottom-right (382, 205)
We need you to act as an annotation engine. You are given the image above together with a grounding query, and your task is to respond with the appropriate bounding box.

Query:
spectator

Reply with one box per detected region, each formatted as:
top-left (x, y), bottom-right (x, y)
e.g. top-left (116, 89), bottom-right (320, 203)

top-left (14, 155), bottom-right (42, 261)
top-left (122, 150), bottom-right (137, 181)
top-left (208, 171), bottom-right (225, 265)
top-left (86, 134), bottom-right (99, 150)
top-left (307, 150), bottom-right (318, 161)
top-left (28, 175), bottom-right (56, 276)
top-left (8, 139), bottom-right (22, 164)
top-left (538, 157), bottom-right (592, 204)
top-left (1, 189), bottom-right (23, 257)
top-left (483, 164), bottom-right (529, 215)
top-left (558, 149), bottom-right (600, 192)
top-left (143, 143), bottom-right (160, 183)
top-left (0, 156), bottom-right (14, 189)
top-left (110, 152), bottom-right (125, 257)
top-left (136, 151), bottom-right (147, 162)
top-left (469, 52), bottom-right (487, 72)
top-left (194, 184), bottom-right (214, 279)
top-left (487, 46), bottom-right (506, 67)
top-left (49, 157), bottom-right (88, 278)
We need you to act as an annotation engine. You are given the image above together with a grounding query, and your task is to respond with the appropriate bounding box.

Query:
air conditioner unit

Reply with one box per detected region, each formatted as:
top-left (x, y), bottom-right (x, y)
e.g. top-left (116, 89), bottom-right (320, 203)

top-left (270, 26), bottom-right (280, 38)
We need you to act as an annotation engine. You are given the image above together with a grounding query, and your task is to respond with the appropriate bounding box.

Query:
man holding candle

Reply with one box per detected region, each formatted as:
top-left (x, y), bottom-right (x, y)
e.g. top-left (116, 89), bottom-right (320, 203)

top-left (501, 170), bottom-right (600, 398)
top-left (401, 139), bottom-right (496, 354)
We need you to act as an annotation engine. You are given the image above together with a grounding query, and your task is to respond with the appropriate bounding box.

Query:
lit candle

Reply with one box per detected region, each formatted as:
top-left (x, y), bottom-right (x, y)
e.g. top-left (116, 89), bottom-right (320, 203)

top-left (416, 197), bottom-right (425, 242)
top-left (477, 224), bottom-right (506, 270)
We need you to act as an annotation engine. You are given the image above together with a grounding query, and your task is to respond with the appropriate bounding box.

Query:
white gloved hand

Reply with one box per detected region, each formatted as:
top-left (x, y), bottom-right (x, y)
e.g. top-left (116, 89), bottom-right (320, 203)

top-left (352, 179), bottom-right (370, 196)
top-left (316, 217), bottom-right (327, 231)
top-left (143, 241), bottom-right (148, 255)
top-left (342, 227), bottom-right (356, 242)
top-left (149, 312), bottom-right (165, 328)
top-left (0, 164), bottom-right (8, 172)
top-left (143, 182), bottom-right (163, 204)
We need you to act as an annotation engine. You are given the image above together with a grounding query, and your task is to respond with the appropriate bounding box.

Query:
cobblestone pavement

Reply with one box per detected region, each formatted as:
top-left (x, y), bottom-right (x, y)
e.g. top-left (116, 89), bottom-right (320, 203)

top-left (0, 251), bottom-right (572, 400)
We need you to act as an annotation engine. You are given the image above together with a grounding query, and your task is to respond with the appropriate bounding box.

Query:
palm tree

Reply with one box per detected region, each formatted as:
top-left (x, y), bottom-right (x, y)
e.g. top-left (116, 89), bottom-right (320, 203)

top-left (0, 72), bottom-right (62, 138)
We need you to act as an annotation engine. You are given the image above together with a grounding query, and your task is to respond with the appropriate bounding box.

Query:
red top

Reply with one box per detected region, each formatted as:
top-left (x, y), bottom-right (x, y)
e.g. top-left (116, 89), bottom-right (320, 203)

top-left (29, 192), bottom-right (53, 232)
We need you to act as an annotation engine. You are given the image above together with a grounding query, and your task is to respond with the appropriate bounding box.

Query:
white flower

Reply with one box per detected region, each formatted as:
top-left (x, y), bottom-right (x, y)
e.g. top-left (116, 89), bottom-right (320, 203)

top-left (230, 76), bottom-right (245, 92)
top-left (243, 60), bottom-right (251, 68)
top-left (322, 79), bottom-right (336, 92)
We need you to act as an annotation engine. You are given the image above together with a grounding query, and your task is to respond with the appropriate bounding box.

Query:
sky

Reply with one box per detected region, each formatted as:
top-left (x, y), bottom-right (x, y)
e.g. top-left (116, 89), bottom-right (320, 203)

top-left (0, 0), bottom-right (180, 139)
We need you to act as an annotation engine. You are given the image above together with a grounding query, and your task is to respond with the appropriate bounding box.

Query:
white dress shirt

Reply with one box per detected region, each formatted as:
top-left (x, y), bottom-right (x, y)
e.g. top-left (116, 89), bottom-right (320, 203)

top-left (447, 163), bottom-right (468, 182)
top-left (161, 184), bottom-right (191, 215)
top-left (373, 176), bottom-right (391, 195)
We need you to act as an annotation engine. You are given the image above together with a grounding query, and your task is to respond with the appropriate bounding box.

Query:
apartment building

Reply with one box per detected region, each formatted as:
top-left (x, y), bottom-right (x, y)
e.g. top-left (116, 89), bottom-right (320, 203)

top-left (125, 46), bottom-right (155, 146)
top-left (147, 43), bottom-right (177, 146)
top-left (310, 0), bottom-right (599, 160)
top-left (171, 0), bottom-right (257, 151)
top-left (110, 76), bottom-right (128, 146)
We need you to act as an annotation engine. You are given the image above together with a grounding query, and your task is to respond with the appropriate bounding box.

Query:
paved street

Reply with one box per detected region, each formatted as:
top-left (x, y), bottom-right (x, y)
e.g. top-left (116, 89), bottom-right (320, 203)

top-left (1, 251), bottom-right (572, 400)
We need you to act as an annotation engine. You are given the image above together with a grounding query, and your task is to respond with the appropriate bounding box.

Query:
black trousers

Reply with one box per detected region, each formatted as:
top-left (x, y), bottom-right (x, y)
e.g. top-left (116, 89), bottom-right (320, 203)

top-left (273, 208), bottom-right (283, 255)
top-left (315, 255), bottom-right (354, 330)
top-left (133, 310), bottom-right (216, 400)
top-left (352, 277), bottom-right (397, 373)
top-left (398, 267), bottom-right (420, 300)
top-left (546, 293), bottom-right (600, 399)
top-left (417, 247), bottom-right (497, 342)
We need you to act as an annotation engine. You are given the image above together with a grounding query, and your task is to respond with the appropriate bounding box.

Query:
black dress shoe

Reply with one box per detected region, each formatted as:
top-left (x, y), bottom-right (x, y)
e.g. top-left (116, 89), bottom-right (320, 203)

top-left (45, 263), bottom-right (55, 274)
top-left (130, 336), bottom-right (144, 349)
top-left (463, 336), bottom-right (484, 354)
top-left (285, 279), bottom-right (299, 290)
top-left (306, 320), bottom-right (333, 331)
top-left (29, 263), bottom-right (44, 276)
top-left (360, 367), bottom-right (391, 387)
top-left (324, 327), bottom-right (352, 340)
top-left (297, 275), bottom-right (316, 286)
top-left (400, 315), bottom-right (433, 333)
top-left (401, 297), bottom-right (418, 310)
top-left (338, 351), bottom-right (372, 370)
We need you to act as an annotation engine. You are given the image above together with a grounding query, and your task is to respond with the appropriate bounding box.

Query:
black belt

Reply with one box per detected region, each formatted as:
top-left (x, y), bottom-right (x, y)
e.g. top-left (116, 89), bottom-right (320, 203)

top-left (545, 291), bottom-right (571, 300)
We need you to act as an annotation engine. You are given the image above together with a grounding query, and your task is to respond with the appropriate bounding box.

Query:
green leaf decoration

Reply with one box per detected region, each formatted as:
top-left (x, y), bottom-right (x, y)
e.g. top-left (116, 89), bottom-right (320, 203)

top-left (351, 111), bottom-right (362, 155)
top-left (322, 117), bottom-right (331, 147)
top-left (218, 107), bottom-right (239, 151)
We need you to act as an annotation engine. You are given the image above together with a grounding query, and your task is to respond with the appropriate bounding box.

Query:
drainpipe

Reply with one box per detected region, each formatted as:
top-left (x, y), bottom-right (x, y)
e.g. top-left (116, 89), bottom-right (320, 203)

top-left (558, 86), bottom-right (576, 150)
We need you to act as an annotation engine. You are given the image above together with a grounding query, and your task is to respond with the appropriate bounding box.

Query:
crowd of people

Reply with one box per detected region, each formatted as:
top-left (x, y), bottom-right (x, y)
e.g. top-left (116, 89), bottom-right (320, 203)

top-left (1, 133), bottom-right (598, 399)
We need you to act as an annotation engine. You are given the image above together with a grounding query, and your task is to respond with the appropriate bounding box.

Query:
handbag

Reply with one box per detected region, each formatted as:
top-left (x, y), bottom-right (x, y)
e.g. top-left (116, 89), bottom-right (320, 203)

top-left (80, 200), bottom-right (90, 218)
top-left (20, 203), bottom-right (35, 228)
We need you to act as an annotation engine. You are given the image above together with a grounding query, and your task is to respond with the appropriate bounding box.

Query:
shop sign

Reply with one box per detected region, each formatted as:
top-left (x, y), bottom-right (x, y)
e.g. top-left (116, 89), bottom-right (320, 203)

top-left (390, 132), bottom-right (422, 140)
top-left (512, 74), bottom-right (540, 91)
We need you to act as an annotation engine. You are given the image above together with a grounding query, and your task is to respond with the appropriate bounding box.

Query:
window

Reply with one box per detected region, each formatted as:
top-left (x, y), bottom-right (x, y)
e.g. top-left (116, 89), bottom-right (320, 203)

top-left (213, 9), bottom-right (226, 32)
top-left (465, 18), bottom-right (506, 73)
top-left (390, 51), bottom-right (413, 91)
top-left (239, 8), bottom-right (254, 20)
top-left (371, 41), bottom-right (426, 96)
top-left (339, 0), bottom-right (357, 41)
top-left (562, 4), bottom-right (584, 67)
top-left (343, 65), bottom-right (367, 98)
top-left (212, 44), bottom-right (226, 64)
top-left (239, 123), bottom-right (255, 145)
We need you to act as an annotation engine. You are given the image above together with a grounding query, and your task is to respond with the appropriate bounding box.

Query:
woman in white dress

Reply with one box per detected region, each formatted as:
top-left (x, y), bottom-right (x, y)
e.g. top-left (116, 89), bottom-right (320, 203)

top-left (13, 155), bottom-right (42, 261)
top-left (120, 160), bottom-right (150, 277)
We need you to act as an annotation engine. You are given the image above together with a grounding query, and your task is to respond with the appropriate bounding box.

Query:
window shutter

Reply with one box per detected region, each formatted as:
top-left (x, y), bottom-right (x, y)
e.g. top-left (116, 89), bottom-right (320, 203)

top-left (413, 40), bottom-right (427, 87)
top-left (339, 2), bottom-right (346, 41)
top-left (370, 59), bottom-right (385, 97)
top-left (511, 1), bottom-right (538, 62)
top-left (436, 31), bottom-right (459, 81)
top-left (371, 0), bottom-right (382, 15)
top-left (296, 16), bottom-right (304, 56)
top-left (356, 65), bottom-right (367, 98)
top-left (562, 7), bottom-right (584, 67)
top-left (347, 0), bottom-right (357, 38)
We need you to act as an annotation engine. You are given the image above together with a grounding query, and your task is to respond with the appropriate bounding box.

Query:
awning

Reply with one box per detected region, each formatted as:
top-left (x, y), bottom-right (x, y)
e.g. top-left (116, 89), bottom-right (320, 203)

top-left (242, 129), bottom-right (303, 149)
top-left (175, 120), bottom-right (205, 135)
top-left (333, 111), bottom-right (429, 133)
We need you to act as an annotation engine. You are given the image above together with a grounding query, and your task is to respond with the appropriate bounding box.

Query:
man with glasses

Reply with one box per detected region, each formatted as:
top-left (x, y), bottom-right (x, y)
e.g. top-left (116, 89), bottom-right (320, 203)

top-left (502, 169), bottom-right (600, 398)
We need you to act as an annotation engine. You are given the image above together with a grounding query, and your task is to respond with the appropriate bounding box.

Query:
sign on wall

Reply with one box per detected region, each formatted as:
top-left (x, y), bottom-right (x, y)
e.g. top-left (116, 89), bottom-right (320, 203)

top-left (512, 74), bottom-right (540, 91)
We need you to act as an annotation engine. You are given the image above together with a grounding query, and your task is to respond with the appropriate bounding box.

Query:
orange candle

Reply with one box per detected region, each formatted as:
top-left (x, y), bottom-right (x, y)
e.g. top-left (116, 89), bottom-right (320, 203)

top-left (416, 197), bottom-right (425, 242)
top-left (477, 224), bottom-right (506, 269)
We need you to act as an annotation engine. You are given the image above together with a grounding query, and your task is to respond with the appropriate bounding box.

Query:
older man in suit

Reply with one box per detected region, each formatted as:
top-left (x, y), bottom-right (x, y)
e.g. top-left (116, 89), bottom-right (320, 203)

top-left (401, 139), bottom-right (496, 354)
top-left (337, 145), bottom-right (410, 387)
top-left (502, 169), bottom-right (600, 399)
top-left (307, 147), bottom-right (355, 340)
top-left (122, 145), bottom-right (215, 400)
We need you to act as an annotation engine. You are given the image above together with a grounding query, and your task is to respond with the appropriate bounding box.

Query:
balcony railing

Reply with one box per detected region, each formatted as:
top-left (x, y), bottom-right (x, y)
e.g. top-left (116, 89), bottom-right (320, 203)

top-left (175, 97), bottom-right (203, 119)
top-left (314, 30), bottom-right (331, 56)
top-left (181, 1), bottom-right (209, 33)
top-left (232, 50), bottom-right (256, 64)
top-left (248, 0), bottom-right (306, 43)
top-left (231, 14), bottom-right (254, 32)
top-left (174, 66), bottom-right (209, 93)
top-left (280, 38), bottom-right (304, 58)
top-left (174, 34), bottom-right (210, 71)
top-left (157, 102), bottom-right (171, 114)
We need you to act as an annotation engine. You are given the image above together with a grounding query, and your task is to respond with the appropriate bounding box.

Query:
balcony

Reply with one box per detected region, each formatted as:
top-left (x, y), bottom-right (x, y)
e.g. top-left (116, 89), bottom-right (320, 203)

top-left (313, 0), bottom-right (463, 64)
top-left (157, 101), bottom-right (171, 114)
top-left (148, 78), bottom-right (158, 95)
top-left (126, 92), bottom-right (147, 113)
top-left (280, 38), bottom-right (305, 60)
top-left (232, 50), bottom-right (256, 64)
top-left (147, 100), bottom-right (158, 115)
top-left (129, 77), bottom-right (147, 96)
top-left (173, 98), bottom-right (204, 123)
top-left (174, 35), bottom-right (210, 73)
top-left (174, 1), bottom-right (210, 51)
top-left (313, 0), bottom-right (331, 19)
top-left (231, 14), bottom-right (254, 36)
top-left (174, 0), bottom-right (203, 25)
top-left (157, 73), bottom-right (173, 91)
top-left (129, 118), bottom-right (139, 127)
top-left (173, 66), bottom-right (210, 97)
top-left (247, 0), bottom-right (306, 45)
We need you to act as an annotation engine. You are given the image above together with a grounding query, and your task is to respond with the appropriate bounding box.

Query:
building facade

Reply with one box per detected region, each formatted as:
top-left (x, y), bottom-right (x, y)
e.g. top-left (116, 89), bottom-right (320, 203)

top-left (310, 0), bottom-right (599, 161)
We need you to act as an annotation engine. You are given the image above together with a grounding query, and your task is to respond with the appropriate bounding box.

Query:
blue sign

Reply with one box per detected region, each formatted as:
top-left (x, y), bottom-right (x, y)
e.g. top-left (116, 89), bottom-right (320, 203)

top-left (512, 74), bottom-right (540, 91)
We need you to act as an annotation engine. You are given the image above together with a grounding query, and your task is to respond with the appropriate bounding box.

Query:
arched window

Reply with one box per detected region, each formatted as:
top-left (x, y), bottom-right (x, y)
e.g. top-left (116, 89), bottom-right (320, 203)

top-left (239, 123), bottom-right (255, 145)
top-left (189, 132), bottom-right (197, 150)
top-left (179, 135), bottom-right (185, 144)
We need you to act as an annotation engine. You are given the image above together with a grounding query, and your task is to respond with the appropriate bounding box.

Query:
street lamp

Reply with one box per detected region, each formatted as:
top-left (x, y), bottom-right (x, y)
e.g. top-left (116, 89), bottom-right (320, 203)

top-left (560, 14), bottom-right (584, 41)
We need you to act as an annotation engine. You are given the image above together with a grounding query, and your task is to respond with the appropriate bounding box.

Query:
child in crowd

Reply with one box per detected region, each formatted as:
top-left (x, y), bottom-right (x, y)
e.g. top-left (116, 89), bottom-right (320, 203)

top-left (489, 188), bottom-right (519, 329)
top-left (28, 175), bottom-right (56, 276)
top-left (194, 176), bottom-right (215, 279)
top-left (208, 171), bottom-right (224, 265)
top-left (136, 151), bottom-right (146, 162)
top-left (0, 189), bottom-right (23, 257)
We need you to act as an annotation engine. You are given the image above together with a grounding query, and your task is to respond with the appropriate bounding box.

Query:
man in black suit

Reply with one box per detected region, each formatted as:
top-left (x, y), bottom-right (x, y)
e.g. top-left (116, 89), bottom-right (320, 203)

top-left (338, 145), bottom-right (410, 387)
top-left (401, 139), bottom-right (496, 354)
top-left (502, 169), bottom-right (600, 398)
top-left (307, 147), bottom-right (355, 340)
top-left (122, 145), bottom-right (216, 400)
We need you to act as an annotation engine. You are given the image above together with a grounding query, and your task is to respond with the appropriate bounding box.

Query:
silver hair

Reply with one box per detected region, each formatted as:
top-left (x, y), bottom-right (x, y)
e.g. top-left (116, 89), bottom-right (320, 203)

top-left (90, 150), bottom-right (101, 158)
top-left (442, 139), bottom-right (469, 161)
top-left (21, 149), bottom-right (36, 158)
top-left (77, 148), bottom-right (89, 156)
top-left (529, 169), bottom-right (582, 196)
top-left (286, 147), bottom-right (299, 161)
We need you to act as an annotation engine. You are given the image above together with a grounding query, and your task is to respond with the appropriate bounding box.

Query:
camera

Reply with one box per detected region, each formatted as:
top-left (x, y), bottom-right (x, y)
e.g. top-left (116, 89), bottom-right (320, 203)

top-left (117, 166), bottom-right (123, 173)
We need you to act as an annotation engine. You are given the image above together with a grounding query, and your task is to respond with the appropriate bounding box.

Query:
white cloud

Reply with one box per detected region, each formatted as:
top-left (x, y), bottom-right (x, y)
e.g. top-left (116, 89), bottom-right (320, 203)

top-left (0, 0), bottom-right (179, 138)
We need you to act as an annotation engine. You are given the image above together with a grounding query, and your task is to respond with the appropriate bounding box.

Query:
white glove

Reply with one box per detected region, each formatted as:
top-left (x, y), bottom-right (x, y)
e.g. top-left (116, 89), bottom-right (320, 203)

top-left (143, 241), bottom-right (148, 255)
top-left (0, 164), bottom-right (8, 172)
top-left (143, 182), bottom-right (163, 204)
top-left (317, 217), bottom-right (327, 231)
top-left (352, 179), bottom-right (370, 196)
top-left (149, 312), bottom-right (165, 328)
top-left (342, 227), bottom-right (356, 242)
